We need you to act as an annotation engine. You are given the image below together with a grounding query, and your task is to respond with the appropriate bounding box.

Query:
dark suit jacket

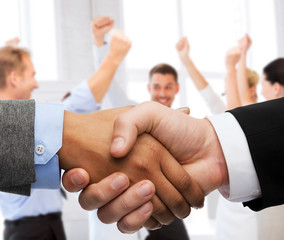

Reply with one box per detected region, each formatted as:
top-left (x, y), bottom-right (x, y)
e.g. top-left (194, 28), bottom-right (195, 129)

top-left (228, 97), bottom-right (284, 211)
top-left (0, 100), bottom-right (35, 195)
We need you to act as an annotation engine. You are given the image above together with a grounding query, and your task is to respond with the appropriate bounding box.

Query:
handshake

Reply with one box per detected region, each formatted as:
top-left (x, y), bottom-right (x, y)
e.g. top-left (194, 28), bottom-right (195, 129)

top-left (61, 101), bottom-right (228, 233)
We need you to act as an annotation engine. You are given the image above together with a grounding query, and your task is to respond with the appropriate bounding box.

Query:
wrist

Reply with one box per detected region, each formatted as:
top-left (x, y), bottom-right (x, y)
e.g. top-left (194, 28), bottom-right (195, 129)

top-left (201, 119), bottom-right (229, 194)
top-left (93, 36), bottom-right (105, 47)
top-left (57, 111), bottom-right (84, 170)
top-left (226, 65), bottom-right (237, 72)
top-left (240, 49), bottom-right (248, 55)
top-left (107, 52), bottom-right (124, 66)
top-left (181, 117), bottom-right (228, 196)
top-left (58, 107), bottom-right (135, 182)
top-left (180, 55), bottom-right (191, 64)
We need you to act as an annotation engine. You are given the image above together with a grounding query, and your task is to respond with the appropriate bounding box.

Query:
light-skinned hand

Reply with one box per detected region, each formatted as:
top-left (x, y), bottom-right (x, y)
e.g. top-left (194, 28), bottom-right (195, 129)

top-left (92, 16), bottom-right (114, 46)
top-left (110, 101), bottom-right (229, 196)
top-left (108, 29), bottom-right (132, 65)
top-left (176, 37), bottom-right (190, 62)
top-left (238, 34), bottom-right (252, 53)
top-left (225, 46), bottom-right (241, 70)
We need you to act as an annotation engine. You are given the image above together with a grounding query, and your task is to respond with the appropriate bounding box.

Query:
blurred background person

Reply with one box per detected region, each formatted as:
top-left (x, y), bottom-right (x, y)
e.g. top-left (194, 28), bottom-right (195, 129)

top-left (0, 28), bottom-right (131, 239)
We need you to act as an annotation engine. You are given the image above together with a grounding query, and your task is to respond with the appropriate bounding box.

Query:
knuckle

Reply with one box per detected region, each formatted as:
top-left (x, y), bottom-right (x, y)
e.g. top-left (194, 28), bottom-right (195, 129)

top-left (92, 187), bottom-right (106, 203)
top-left (78, 186), bottom-right (106, 211)
top-left (152, 203), bottom-right (166, 216)
top-left (178, 174), bottom-right (205, 208)
top-left (120, 195), bottom-right (132, 211)
top-left (179, 173), bottom-right (193, 191)
top-left (114, 116), bottom-right (127, 129)
top-left (135, 158), bottom-right (151, 172)
top-left (171, 195), bottom-right (186, 210)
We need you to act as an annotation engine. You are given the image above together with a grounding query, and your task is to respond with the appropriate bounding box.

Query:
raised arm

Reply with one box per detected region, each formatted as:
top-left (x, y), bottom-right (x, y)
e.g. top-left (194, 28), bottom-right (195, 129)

top-left (237, 34), bottom-right (255, 105)
top-left (88, 28), bottom-right (131, 103)
top-left (92, 17), bottom-right (114, 47)
top-left (176, 37), bottom-right (208, 90)
top-left (225, 46), bottom-right (242, 110)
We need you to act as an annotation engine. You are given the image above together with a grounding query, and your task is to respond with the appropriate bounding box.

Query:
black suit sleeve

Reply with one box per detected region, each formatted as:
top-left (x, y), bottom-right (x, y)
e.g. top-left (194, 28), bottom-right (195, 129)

top-left (228, 97), bottom-right (284, 211)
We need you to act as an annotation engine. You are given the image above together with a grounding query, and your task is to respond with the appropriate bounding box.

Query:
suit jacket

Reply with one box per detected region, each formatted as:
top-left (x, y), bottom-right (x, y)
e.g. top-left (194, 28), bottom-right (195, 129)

top-left (228, 97), bottom-right (284, 211)
top-left (0, 100), bottom-right (35, 196)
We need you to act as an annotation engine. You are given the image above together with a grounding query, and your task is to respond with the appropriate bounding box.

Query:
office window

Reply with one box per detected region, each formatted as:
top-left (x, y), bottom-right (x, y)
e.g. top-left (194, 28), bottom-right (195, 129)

top-left (0, 1), bottom-right (21, 45)
top-left (123, 0), bottom-right (180, 70)
top-left (181, 0), bottom-right (245, 72)
top-left (122, 0), bottom-right (246, 117)
top-left (0, 0), bottom-right (58, 81)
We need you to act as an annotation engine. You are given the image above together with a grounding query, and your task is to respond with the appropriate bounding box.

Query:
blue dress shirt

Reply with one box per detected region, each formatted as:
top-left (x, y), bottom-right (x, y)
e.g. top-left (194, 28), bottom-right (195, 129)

top-left (63, 81), bottom-right (100, 114)
top-left (0, 81), bottom-right (98, 220)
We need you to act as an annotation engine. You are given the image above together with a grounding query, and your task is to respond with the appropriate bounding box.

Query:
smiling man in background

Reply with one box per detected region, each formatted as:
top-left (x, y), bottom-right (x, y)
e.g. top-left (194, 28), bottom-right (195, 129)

top-left (147, 63), bottom-right (179, 108)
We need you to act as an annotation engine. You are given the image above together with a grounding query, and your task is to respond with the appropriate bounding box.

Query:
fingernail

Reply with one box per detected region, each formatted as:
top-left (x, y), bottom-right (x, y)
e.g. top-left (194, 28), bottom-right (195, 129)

top-left (176, 107), bottom-right (190, 114)
top-left (137, 183), bottom-right (153, 197)
top-left (150, 223), bottom-right (162, 230)
top-left (139, 202), bottom-right (152, 214)
top-left (112, 137), bottom-right (125, 150)
top-left (111, 174), bottom-right (128, 190)
top-left (157, 223), bottom-right (163, 229)
top-left (177, 107), bottom-right (188, 111)
top-left (71, 173), bottom-right (84, 186)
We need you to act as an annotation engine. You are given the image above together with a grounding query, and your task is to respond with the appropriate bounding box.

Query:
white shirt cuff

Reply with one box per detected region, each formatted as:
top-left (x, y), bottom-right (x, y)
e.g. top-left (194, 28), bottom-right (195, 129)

top-left (208, 112), bottom-right (261, 202)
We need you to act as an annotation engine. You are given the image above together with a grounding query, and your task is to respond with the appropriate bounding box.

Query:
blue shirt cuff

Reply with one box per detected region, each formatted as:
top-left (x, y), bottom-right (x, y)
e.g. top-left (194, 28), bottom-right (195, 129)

top-left (63, 81), bottom-right (100, 113)
top-left (32, 103), bottom-right (64, 189)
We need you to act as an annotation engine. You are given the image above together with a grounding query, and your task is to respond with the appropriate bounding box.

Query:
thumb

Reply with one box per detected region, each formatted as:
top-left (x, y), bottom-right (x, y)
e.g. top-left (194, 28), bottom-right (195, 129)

top-left (62, 168), bottom-right (90, 192)
top-left (110, 116), bottom-right (139, 158)
top-left (110, 101), bottom-right (167, 158)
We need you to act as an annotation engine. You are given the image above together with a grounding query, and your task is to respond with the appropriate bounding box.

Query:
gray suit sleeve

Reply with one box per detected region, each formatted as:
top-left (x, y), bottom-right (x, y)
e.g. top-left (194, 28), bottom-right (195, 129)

top-left (0, 99), bottom-right (36, 195)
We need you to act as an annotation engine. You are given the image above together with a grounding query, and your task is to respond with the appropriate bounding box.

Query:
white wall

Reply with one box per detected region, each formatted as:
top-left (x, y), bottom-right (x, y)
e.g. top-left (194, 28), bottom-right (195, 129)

top-left (275, 0), bottom-right (284, 57)
top-left (55, 0), bottom-right (94, 83)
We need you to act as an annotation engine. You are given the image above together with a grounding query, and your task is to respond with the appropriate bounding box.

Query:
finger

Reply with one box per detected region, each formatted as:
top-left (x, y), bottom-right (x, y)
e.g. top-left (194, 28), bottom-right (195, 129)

top-left (97, 180), bottom-right (155, 223)
top-left (95, 17), bottom-right (112, 28)
top-left (161, 157), bottom-right (205, 210)
top-left (79, 172), bottom-right (129, 210)
top-left (62, 168), bottom-right (90, 192)
top-left (111, 101), bottom-right (169, 158)
top-left (109, 19), bottom-right (115, 28)
top-left (150, 195), bottom-right (175, 225)
top-left (116, 202), bottom-right (154, 234)
top-left (151, 167), bottom-right (192, 219)
top-left (142, 217), bottom-right (162, 231)
top-left (176, 40), bottom-right (182, 50)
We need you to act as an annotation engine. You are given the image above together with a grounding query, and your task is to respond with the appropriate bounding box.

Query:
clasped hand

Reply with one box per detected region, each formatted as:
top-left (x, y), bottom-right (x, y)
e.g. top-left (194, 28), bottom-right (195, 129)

top-left (61, 103), bottom-right (217, 233)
